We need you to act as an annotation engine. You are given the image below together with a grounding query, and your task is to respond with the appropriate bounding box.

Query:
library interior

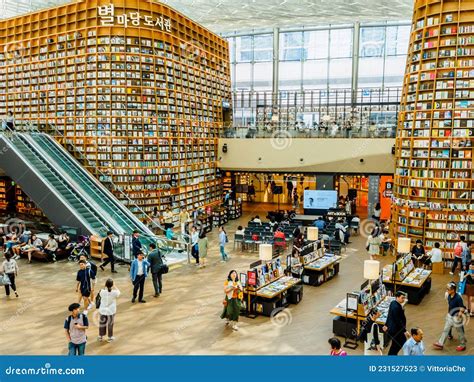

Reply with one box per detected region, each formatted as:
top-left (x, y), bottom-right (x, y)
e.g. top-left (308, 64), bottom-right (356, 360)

top-left (0, 0), bottom-right (472, 356)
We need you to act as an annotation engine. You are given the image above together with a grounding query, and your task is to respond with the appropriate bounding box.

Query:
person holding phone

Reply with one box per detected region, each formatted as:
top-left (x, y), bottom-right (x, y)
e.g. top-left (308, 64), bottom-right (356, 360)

top-left (64, 303), bottom-right (89, 356)
top-left (220, 270), bottom-right (243, 331)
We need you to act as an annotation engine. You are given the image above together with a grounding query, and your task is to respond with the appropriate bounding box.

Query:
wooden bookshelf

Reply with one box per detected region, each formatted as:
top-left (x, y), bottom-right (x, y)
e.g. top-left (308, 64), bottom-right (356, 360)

top-left (15, 185), bottom-right (47, 219)
top-left (393, 0), bottom-right (474, 254)
top-left (0, 178), bottom-right (9, 210)
top-left (0, 0), bottom-right (232, 221)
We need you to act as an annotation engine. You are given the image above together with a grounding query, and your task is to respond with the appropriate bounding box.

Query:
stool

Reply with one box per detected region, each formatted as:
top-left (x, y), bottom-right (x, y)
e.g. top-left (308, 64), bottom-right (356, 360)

top-left (432, 262), bottom-right (444, 275)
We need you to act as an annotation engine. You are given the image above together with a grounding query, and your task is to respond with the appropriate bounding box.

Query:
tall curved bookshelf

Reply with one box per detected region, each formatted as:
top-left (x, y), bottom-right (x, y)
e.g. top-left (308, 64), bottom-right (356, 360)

top-left (0, 0), bottom-right (231, 222)
top-left (393, 0), bottom-right (474, 260)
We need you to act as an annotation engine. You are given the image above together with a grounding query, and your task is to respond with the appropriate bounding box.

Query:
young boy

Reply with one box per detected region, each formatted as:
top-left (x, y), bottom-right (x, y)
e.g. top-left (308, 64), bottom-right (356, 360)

top-left (64, 303), bottom-right (89, 356)
top-left (76, 260), bottom-right (96, 314)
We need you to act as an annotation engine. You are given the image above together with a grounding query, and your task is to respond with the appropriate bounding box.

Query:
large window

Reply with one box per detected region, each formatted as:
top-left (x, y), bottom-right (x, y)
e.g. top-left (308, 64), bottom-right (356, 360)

top-left (228, 33), bottom-right (273, 91)
top-left (358, 24), bottom-right (411, 89)
top-left (226, 22), bottom-right (410, 93)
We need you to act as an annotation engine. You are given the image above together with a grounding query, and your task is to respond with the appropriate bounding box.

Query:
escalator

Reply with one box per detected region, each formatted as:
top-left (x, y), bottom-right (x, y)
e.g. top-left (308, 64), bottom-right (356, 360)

top-left (27, 132), bottom-right (155, 238)
top-left (0, 133), bottom-right (117, 236)
top-left (0, 131), bottom-right (190, 264)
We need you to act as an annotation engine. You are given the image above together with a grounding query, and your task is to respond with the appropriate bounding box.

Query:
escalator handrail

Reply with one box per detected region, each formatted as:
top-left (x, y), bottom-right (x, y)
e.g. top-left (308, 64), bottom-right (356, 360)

top-left (34, 126), bottom-right (157, 236)
top-left (0, 133), bottom-right (103, 236)
top-left (30, 133), bottom-right (138, 235)
top-left (20, 133), bottom-right (125, 235)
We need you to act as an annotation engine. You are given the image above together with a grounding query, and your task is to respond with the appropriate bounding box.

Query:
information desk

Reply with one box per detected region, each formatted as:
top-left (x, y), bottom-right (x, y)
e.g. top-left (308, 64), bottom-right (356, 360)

top-left (382, 266), bottom-right (432, 305)
top-left (302, 254), bottom-right (341, 286)
top-left (244, 276), bottom-right (301, 317)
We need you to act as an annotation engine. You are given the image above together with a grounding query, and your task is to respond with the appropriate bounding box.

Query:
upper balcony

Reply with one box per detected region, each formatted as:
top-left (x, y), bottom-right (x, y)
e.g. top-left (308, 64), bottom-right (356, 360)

top-left (226, 87), bottom-right (402, 139)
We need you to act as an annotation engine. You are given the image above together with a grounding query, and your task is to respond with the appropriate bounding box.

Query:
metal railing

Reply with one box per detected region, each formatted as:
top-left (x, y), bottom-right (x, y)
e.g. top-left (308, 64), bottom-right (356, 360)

top-left (229, 87), bottom-right (402, 138)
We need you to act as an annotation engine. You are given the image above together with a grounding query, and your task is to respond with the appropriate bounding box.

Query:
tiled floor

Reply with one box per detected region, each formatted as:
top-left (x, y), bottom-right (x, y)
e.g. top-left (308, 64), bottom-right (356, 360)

top-left (0, 208), bottom-right (472, 355)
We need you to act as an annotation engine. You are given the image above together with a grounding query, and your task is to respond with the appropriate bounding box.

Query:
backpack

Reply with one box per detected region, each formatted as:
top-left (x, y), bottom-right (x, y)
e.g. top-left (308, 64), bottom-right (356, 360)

top-left (454, 243), bottom-right (463, 257)
top-left (95, 290), bottom-right (102, 309)
top-left (66, 313), bottom-right (84, 328)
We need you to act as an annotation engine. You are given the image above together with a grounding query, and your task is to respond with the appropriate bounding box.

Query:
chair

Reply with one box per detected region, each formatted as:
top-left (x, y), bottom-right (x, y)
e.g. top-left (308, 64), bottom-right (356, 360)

top-left (349, 220), bottom-right (360, 236)
top-left (234, 233), bottom-right (244, 250)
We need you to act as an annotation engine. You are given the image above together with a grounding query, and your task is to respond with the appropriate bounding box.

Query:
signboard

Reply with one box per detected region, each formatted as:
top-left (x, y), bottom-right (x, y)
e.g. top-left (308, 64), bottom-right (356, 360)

top-left (367, 175), bottom-right (380, 218)
top-left (247, 270), bottom-right (257, 287)
top-left (98, 4), bottom-right (172, 31)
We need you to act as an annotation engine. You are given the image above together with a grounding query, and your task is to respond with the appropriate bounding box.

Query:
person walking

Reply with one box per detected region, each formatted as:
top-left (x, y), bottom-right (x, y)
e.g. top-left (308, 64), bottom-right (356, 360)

top-left (97, 278), bottom-right (120, 343)
top-left (198, 231), bottom-right (208, 268)
top-left (1, 251), bottom-right (19, 298)
top-left (219, 225), bottom-right (229, 262)
top-left (76, 260), bottom-right (96, 314)
top-left (359, 308), bottom-right (383, 355)
top-left (462, 242), bottom-right (472, 271)
top-left (147, 243), bottom-right (165, 297)
top-left (366, 229), bottom-right (382, 260)
top-left (64, 303), bottom-right (89, 356)
top-left (131, 230), bottom-right (142, 259)
top-left (402, 328), bottom-right (425, 355)
top-left (220, 270), bottom-right (243, 331)
top-left (100, 231), bottom-right (117, 273)
top-left (130, 251), bottom-right (149, 303)
top-left (433, 282), bottom-right (467, 352)
top-left (460, 264), bottom-right (474, 316)
top-left (383, 291), bottom-right (410, 355)
top-left (451, 235), bottom-right (467, 275)
top-left (190, 226), bottom-right (199, 266)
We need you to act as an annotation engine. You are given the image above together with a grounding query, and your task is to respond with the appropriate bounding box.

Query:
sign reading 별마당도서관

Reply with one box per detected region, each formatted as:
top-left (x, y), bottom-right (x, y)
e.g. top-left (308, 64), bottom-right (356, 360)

top-left (97, 4), bottom-right (172, 31)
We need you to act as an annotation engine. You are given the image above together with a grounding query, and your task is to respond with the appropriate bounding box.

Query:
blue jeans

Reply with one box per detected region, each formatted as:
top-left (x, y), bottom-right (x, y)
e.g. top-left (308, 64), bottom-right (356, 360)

top-left (220, 245), bottom-right (228, 261)
top-left (68, 342), bottom-right (86, 356)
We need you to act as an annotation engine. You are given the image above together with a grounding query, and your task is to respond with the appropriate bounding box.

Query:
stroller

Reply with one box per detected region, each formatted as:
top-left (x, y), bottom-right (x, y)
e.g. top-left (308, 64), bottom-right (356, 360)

top-left (67, 235), bottom-right (91, 262)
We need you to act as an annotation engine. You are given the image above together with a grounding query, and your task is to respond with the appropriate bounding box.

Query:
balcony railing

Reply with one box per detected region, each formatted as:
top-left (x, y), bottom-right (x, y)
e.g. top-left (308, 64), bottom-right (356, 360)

top-left (229, 87), bottom-right (402, 138)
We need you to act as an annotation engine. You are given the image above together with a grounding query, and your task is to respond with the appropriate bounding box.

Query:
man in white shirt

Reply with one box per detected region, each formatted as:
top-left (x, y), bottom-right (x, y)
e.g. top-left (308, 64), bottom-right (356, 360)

top-left (252, 216), bottom-right (262, 225)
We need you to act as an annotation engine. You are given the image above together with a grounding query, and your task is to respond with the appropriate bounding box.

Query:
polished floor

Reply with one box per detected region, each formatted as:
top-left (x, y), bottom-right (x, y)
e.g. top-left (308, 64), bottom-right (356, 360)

top-left (0, 209), bottom-right (472, 355)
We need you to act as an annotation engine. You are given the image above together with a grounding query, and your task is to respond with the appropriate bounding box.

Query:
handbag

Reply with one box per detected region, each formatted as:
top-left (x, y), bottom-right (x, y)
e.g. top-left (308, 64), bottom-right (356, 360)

top-left (0, 273), bottom-right (11, 286)
top-left (160, 264), bottom-right (169, 274)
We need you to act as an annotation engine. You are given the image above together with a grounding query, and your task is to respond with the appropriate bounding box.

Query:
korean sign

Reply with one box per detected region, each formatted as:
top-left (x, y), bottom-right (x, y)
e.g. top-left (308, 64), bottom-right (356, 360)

top-left (97, 4), bottom-right (172, 32)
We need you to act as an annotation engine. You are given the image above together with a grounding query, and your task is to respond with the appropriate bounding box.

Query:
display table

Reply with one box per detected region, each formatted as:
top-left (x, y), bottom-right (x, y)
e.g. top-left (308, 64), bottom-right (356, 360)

top-left (302, 254), bottom-right (341, 286)
top-left (382, 265), bottom-right (432, 305)
top-left (245, 276), bottom-right (302, 317)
